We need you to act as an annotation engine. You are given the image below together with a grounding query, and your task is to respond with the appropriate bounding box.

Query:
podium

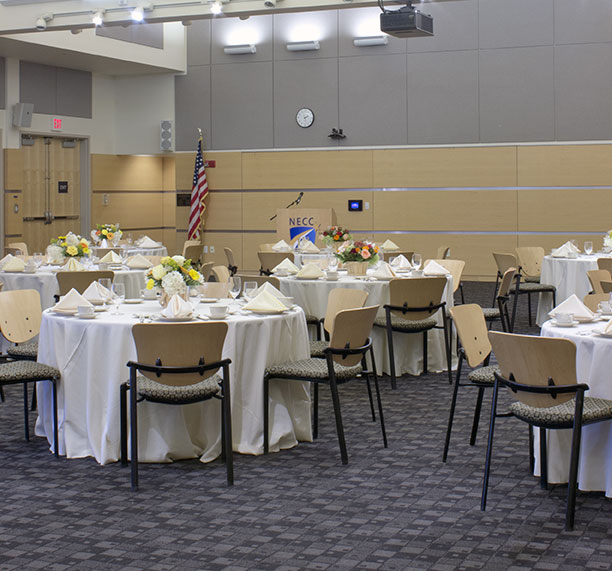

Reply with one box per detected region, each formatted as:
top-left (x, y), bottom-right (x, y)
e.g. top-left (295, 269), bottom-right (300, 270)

top-left (275, 208), bottom-right (336, 247)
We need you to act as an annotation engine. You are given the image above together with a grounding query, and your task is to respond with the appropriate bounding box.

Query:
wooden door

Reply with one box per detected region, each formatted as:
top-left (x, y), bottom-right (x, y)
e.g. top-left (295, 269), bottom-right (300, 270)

top-left (21, 137), bottom-right (81, 253)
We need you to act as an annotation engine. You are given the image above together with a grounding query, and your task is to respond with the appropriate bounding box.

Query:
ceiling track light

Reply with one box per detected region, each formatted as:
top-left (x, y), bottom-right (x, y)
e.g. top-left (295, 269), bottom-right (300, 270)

top-left (223, 44), bottom-right (256, 55)
top-left (353, 35), bottom-right (388, 47)
top-left (210, 1), bottom-right (222, 14)
top-left (131, 3), bottom-right (152, 22)
top-left (92, 9), bottom-right (105, 26)
top-left (286, 40), bottom-right (320, 52)
top-left (35, 12), bottom-right (53, 31)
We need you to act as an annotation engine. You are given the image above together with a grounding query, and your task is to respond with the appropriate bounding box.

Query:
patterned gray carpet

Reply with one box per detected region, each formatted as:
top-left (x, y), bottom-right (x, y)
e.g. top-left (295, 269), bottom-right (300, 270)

top-left (1, 283), bottom-right (611, 570)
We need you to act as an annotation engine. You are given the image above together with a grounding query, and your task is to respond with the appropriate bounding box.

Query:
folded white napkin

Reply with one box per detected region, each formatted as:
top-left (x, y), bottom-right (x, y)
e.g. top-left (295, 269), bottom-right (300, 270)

top-left (243, 290), bottom-right (287, 312)
top-left (604, 317), bottom-right (612, 334)
top-left (3, 257), bottom-right (25, 272)
top-left (390, 254), bottom-right (412, 270)
top-left (82, 281), bottom-right (112, 304)
top-left (423, 260), bottom-right (451, 276)
top-left (100, 251), bottom-right (122, 264)
top-left (137, 236), bottom-right (161, 248)
top-left (273, 258), bottom-right (299, 274)
top-left (381, 239), bottom-right (400, 252)
top-left (551, 241), bottom-right (579, 258)
top-left (549, 294), bottom-right (595, 320)
top-left (55, 288), bottom-right (93, 311)
top-left (272, 240), bottom-right (291, 252)
top-left (300, 241), bottom-right (320, 253)
top-left (61, 258), bottom-right (85, 272)
top-left (296, 262), bottom-right (325, 279)
top-left (126, 254), bottom-right (153, 269)
top-left (372, 262), bottom-right (397, 280)
top-left (0, 253), bottom-right (15, 268)
top-left (255, 281), bottom-right (284, 298)
top-left (568, 241), bottom-right (581, 254)
top-left (161, 294), bottom-right (194, 318)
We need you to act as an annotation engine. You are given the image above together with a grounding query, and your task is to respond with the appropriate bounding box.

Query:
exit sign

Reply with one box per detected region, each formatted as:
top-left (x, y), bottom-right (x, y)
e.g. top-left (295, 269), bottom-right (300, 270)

top-left (52, 118), bottom-right (63, 131)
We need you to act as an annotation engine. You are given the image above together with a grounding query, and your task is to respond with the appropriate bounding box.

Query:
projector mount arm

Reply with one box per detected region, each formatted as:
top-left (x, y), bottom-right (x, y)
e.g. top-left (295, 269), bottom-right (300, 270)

top-left (378, 0), bottom-right (416, 15)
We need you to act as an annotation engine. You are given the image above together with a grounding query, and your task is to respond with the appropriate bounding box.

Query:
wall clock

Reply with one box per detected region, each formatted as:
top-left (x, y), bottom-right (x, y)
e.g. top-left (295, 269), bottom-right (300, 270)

top-left (296, 108), bottom-right (315, 128)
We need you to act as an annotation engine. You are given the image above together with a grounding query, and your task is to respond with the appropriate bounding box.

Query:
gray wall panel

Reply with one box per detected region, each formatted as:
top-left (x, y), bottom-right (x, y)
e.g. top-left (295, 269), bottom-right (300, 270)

top-left (273, 11), bottom-right (338, 60)
top-left (479, 47), bottom-right (554, 143)
top-left (212, 15), bottom-right (272, 64)
top-left (56, 68), bottom-right (92, 118)
top-left (96, 23), bottom-right (164, 49)
top-left (175, 66), bottom-right (212, 152)
top-left (186, 20), bottom-right (211, 66)
top-left (555, 0), bottom-right (612, 45)
top-left (20, 61), bottom-right (56, 115)
top-left (338, 7), bottom-right (405, 57)
top-left (338, 54), bottom-right (407, 147)
top-left (0, 57), bottom-right (5, 110)
top-left (479, 0), bottom-right (553, 48)
top-left (407, 50), bottom-right (479, 145)
top-left (211, 62), bottom-right (273, 149)
top-left (555, 43), bottom-right (612, 141)
top-left (274, 59), bottom-right (338, 148)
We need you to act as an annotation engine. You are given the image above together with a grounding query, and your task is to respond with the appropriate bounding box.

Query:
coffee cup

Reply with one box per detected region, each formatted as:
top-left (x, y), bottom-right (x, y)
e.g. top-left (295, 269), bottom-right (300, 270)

top-left (326, 270), bottom-right (339, 281)
top-left (275, 269), bottom-right (289, 277)
top-left (98, 262), bottom-right (109, 270)
top-left (24, 263), bottom-right (36, 274)
top-left (599, 301), bottom-right (612, 314)
top-left (77, 305), bottom-right (95, 318)
top-left (567, 252), bottom-right (578, 259)
top-left (555, 311), bottom-right (573, 324)
top-left (209, 304), bottom-right (228, 318)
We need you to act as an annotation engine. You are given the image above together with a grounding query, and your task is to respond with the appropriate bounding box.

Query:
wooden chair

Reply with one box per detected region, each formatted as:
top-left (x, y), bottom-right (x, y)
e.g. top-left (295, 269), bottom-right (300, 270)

top-left (258, 252), bottom-right (295, 276)
top-left (382, 251), bottom-right (413, 262)
top-left (0, 290), bottom-right (60, 456)
top-left (587, 269), bottom-right (611, 294)
top-left (258, 243), bottom-right (276, 252)
top-left (200, 261), bottom-right (214, 281)
top-left (373, 277), bottom-right (452, 389)
top-left (492, 252), bottom-right (517, 304)
top-left (183, 244), bottom-right (204, 267)
top-left (198, 282), bottom-right (230, 298)
top-left (583, 293), bottom-right (610, 313)
top-left (516, 247), bottom-right (545, 282)
top-left (4, 247), bottom-right (22, 257)
top-left (146, 256), bottom-right (163, 266)
top-left (120, 322), bottom-right (233, 490)
top-left (56, 271), bottom-right (115, 297)
top-left (443, 304), bottom-right (500, 462)
top-left (482, 267), bottom-right (516, 332)
top-left (211, 265), bottom-right (230, 283)
top-left (224, 247), bottom-right (237, 276)
top-left (7, 242), bottom-right (28, 256)
top-left (427, 259), bottom-right (466, 303)
top-left (484, 331), bottom-right (612, 531)
top-left (181, 239), bottom-right (200, 257)
top-left (601, 281), bottom-right (612, 294)
top-left (263, 305), bottom-right (386, 464)
top-left (437, 246), bottom-right (451, 260)
top-left (597, 258), bottom-right (612, 275)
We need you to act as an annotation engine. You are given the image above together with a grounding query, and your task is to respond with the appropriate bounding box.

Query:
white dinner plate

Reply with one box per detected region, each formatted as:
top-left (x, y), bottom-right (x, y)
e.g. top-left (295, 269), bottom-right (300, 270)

top-left (123, 299), bottom-right (142, 304)
top-left (593, 327), bottom-right (612, 338)
top-left (200, 298), bottom-right (219, 303)
top-left (551, 319), bottom-right (579, 327)
top-left (51, 308), bottom-right (77, 315)
top-left (154, 315), bottom-right (196, 322)
top-left (244, 308), bottom-right (287, 315)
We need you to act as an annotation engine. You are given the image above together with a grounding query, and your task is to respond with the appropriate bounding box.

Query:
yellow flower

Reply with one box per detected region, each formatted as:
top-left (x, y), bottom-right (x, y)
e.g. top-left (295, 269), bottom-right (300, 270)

top-left (146, 279), bottom-right (155, 290)
top-left (82, 246), bottom-right (89, 254)
top-left (66, 245), bottom-right (78, 256)
top-left (188, 269), bottom-right (199, 280)
top-left (61, 242), bottom-right (67, 248)
top-left (102, 229), bottom-right (108, 235)
top-left (160, 256), bottom-right (171, 265)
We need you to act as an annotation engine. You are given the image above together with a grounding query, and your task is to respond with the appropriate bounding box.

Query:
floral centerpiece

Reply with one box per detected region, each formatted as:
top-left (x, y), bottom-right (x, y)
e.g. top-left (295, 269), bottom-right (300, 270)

top-left (145, 255), bottom-right (204, 301)
top-left (321, 226), bottom-right (352, 247)
top-left (47, 232), bottom-right (90, 262)
top-left (335, 240), bottom-right (379, 275)
top-left (604, 230), bottom-right (612, 251)
top-left (91, 223), bottom-right (121, 245)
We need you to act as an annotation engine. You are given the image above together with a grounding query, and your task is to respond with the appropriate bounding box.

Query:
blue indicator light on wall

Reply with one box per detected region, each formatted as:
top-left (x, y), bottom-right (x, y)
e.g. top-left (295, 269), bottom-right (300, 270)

top-left (348, 200), bottom-right (363, 212)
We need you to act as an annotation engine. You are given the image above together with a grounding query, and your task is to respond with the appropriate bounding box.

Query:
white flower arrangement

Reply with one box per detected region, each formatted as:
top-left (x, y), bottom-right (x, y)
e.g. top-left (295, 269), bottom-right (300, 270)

top-left (604, 230), bottom-right (612, 250)
top-left (161, 271), bottom-right (188, 297)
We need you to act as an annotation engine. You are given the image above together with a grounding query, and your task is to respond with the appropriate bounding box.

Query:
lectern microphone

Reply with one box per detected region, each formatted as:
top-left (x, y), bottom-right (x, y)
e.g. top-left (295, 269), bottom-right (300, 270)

top-left (269, 191), bottom-right (305, 221)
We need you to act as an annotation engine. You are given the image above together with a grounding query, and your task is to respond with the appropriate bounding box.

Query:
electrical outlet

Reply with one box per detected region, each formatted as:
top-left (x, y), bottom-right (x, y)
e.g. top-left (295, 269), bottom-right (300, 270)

top-left (365, 202), bottom-right (370, 210)
top-left (102, 194), bottom-right (109, 206)
top-left (210, 246), bottom-right (215, 253)
top-left (203, 246), bottom-right (208, 253)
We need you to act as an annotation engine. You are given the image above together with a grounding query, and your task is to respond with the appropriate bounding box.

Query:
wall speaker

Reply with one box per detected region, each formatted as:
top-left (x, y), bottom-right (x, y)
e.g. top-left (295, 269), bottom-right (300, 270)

top-left (13, 103), bottom-right (34, 128)
top-left (160, 120), bottom-right (173, 152)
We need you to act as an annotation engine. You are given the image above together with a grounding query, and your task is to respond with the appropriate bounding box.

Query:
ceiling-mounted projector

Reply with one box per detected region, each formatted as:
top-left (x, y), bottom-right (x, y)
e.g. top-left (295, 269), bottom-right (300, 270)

top-left (380, 0), bottom-right (433, 38)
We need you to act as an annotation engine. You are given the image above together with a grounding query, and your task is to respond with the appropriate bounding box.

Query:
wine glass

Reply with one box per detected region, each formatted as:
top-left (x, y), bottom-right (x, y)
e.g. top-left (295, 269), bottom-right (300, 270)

top-left (230, 276), bottom-right (242, 300)
top-left (187, 286), bottom-right (201, 306)
top-left (111, 283), bottom-right (125, 314)
top-left (584, 241), bottom-right (593, 256)
top-left (328, 256), bottom-right (339, 272)
top-left (412, 253), bottom-right (422, 271)
top-left (112, 233), bottom-right (121, 247)
top-left (33, 252), bottom-right (43, 268)
top-left (244, 281), bottom-right (258, 301)
top-left (98, 278), bottom-right (113, 306)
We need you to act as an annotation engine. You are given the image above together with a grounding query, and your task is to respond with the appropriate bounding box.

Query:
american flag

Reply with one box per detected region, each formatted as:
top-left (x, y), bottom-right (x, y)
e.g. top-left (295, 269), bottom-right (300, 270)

top-left (187, 136), bottom-right (209, 240)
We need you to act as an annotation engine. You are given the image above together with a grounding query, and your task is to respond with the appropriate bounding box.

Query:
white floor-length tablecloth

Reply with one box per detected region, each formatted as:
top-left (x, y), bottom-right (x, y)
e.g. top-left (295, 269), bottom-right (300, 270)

top-left (35, 300), bottom-right (311, 464)
top-left (91, 245), bottom-right (168, 258)
top-left (538, 320), bottom-right (612, 496)
top-left (278, 272), bottom-right (456, 376)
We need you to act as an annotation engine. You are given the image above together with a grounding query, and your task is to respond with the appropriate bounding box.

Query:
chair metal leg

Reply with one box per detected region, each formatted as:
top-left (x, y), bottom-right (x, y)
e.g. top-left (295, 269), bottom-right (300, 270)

top-left (442, 313), bottom-right (452, 385)
top-left (23, 383), bottom-right (30, 441)
top-left (364, 371), bottom-right (376, 422)
top-left (470, 387), bottom-right (485, 446)
top-left (129, 374), bottom-right (139, 490)
top-left (222, 364), bottom-right (233, 486)
top-left (481, 378), bottom-right (500, 511)
top-left (492, 274), bottom-right (500, 307)
top-left (313, 383), bottom-right (319, 439)
top-left (385, 320), bottom-right (398, 390)
top-left (0, 386), bottom-right (4, 402)
top-left (422, 330), bottom-right (428, 376)
top-left (369, 348), bottom-right (387, 448)
top-left (328, 375), bottom-right (348, 465)
top-left (52, 379), bottom-right (58, 458)
top-left (220, 387), bottom-right (227, 464)
top-left (527, 293), bottom-right (533, 326)
top-left (263, 376), bottom-right (270, 454)
top-left (443, 356), bottom-right (463, 462)
top-left (460, 282), bottom-right (465, 305)
top-left (540, 428), bottom-right (548, 490)
top-left (31, 384), bottom-right (37, 411)
top-left (120, 383), bottom-right (128, 466)
top-left (566, 392), bottom-right (584, 531)
top-left (529, 425), bottom-right (534, 472)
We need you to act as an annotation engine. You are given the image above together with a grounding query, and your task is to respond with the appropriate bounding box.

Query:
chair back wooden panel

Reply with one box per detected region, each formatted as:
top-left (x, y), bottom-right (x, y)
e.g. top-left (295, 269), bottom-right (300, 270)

top-left (437, 246), bottom-right (451, 259)
top-left (449, 304), bottom-right (491, 368)
top-left (198, 282), bottom-right (230, 298)
top-left (389, 277), bottom-right (447, 321)
top-left (498, 267), bottom-right (517, 297)
top-left (257, 252), bottom-right (294, 273)
top-left (183, 244), bottom-right (204, 266)
top-left (212, 265), bottom-right (230, 283)
top-left (224, 247), bottom-right (236, 267)
top-left (181, 239), bottom-right (201, 257)
top-left (258, 243), bottom-right (276, 252)
top-left (235, 274), bottom-right (280, 289)
top-left (493, 252), bottom-right (517, 275)
top-left (382, 251), bottom-right (413, 262)
top-left (200, 261), bottom-right (215, 281)
top-left (146, 255), bottom-right (163, 266)
top-left (56, 271), bottom-right (115, 296)
top-left (4, 247), bottom-right (22, 256)
top-left (7, 242), bottom-right (28, 256)
top-left (0, 289), bottom-right (42, 343)
top-left (601, 281), bottom-right (612, 294)
top-left (583, 293), bottom-right (610, 312)
top-left (329, 305), bottom-right (379, 368)
top-left (323, 288), bottom-right (369, 336)
top-left (489, 331), bottom-right (577, 408)
top-left (587, 269), bottom-right (611, 294)
top-left (428, 259), bottom-right (465, 293)
top-left (95, 247), bottom-right (122, 258)
top-left (597, 258), bottom-right (612, 275)
top-left (132, 322), bottom-right (228, 385)
top-left (516, 246), bottom-right (545, 279)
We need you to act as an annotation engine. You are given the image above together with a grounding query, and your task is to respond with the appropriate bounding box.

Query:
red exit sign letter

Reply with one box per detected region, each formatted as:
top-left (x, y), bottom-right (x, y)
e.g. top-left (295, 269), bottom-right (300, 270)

top-left (52, 118), bottom-right (62, 131)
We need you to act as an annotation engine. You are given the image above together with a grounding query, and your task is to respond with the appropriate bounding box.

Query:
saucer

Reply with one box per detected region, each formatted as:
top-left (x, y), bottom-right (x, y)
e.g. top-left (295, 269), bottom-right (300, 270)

top-left (551, 319), bottom-right (578, 327)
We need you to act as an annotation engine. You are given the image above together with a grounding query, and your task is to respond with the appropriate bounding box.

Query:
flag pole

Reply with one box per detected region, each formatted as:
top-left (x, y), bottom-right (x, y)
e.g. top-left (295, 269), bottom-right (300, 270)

top-left (198, 129), bottom-right (207, 236)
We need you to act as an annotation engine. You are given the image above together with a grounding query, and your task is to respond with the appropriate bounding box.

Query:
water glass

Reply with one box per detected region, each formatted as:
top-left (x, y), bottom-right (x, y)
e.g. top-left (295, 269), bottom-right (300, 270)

top-left (244, 281), bottom-right (258, 301)
top-left (33, 252), bottom-right (43, 268)
top-left (98, 278), bottom-right (113, 304)
top-left (111, 283), bottom-right (125, 313)
top-left (584, 241), bottom-right (593, 255)
top-left (328, 256), bottom-right (339, 272)
top-left (187, 286), bottom-right (201, 305)
top-left (230, 276), bottom-right (242, 299)
top-left (412, 253), bottom-right (422, 271)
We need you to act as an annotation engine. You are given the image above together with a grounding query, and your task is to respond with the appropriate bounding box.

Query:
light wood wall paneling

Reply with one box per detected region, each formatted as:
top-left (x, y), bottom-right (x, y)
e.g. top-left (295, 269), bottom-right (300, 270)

top-left (4, 193), bottom-right (22, 237)
top-left (199, 231), bottom-right (244, 269)
top-left (91, 155), bottom-right (164, 191)
top-left (21, 137), bottom-right (46, 219)
top-left (372, 147), bottom-right (518, 188)
top-left (518, 145), bottom-right (612, 187)
top-left (4, 149), bottom-right (23, 190)
top-left (92, 192), bottom-right (164, 228)
top-left (373, 189), bottom-right (518, 232)
top-left (174, 152), bottom-right (242, 190)
top-left (202, 192), bottom-right (242, 231)
top-left (517, 234), bottom-right (606, 255)
top-left (241, 231), bottom-right (276, 271)
top-left (162, 192), bottom-right (177, 229)
top-left (162, 157), bottom-right (176, 191)
top-left (49, 138), bottom-right (80, 218)
top-left (242, 150), bottom-right (373, 190)
top-left (517, 187), bottom-right (612, 232)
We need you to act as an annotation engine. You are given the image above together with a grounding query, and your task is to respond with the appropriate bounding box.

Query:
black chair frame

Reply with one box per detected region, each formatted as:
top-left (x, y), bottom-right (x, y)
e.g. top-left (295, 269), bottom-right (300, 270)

top-left (120, 357), bottom-right (233, 490)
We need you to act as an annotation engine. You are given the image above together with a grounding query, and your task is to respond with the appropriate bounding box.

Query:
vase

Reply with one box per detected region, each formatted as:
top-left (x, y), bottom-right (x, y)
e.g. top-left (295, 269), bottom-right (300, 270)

top-left (345, 261), bottom-right (369, 276)
top-left (158, 289), bottom-right (189, 307)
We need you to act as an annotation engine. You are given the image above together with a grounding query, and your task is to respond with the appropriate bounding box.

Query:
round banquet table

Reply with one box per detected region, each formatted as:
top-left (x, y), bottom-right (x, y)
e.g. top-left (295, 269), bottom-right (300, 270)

top-left (91, 244), bottom-right (168, 258)
top-left (538, 319), bottom-right (612, 496)
top-left (34, 299), bottom-right (311, 464)
top-left (0, 265), bottom-right (147, 309)
top-left (537, 253), bottom-right (612, 325)
top-left (277, 270), bottom-right (456, 376)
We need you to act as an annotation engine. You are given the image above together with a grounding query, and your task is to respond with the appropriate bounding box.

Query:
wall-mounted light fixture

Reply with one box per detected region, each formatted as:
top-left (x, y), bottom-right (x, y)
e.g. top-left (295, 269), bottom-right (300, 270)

top-left (35, 13), bottom-right (53, 31)
top-left (286, 40), bottom-right (320, 52)
top-left (223, 44), bottom-right (256, 55)
top-left (353, 35), bottom-right (388, 47)
top-left (92, 9), bottom-right (105, 26)
top-left (131, 3), bottom-right (152, 21)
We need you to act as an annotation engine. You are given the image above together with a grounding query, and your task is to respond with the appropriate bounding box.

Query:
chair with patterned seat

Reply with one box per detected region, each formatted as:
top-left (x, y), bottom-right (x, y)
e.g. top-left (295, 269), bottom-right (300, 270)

top-left (224, 247), bottom-right (238, 276)
top-left (381, 251), bottom-right (413, 262)
top-left (211, 265), bottom-right (230, 283)
top-left (120, 322), bottom-right (233, 490)
top-left (374, 277), bottom-right (452, 389)
top-left (481, 267), bottom-right (516, 332)
top-left (597, 258), bottom-right (612, 275)
top-left (263, 305), bottom-right (385, 464)
top-left (484, 331), bottom-right (612, 531)
top-left (56, 270), bottom-right (115, 297)
top-left (587, 269), bottom-right (611, 294)
top-left (583, 293), bottom-right (610, 313)
top-left (514, 246), bottom-right (557, 326)
top-left (183, 244), bottom-right (204, 268)
top-left (258, 252), bottom-right (295, 276)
